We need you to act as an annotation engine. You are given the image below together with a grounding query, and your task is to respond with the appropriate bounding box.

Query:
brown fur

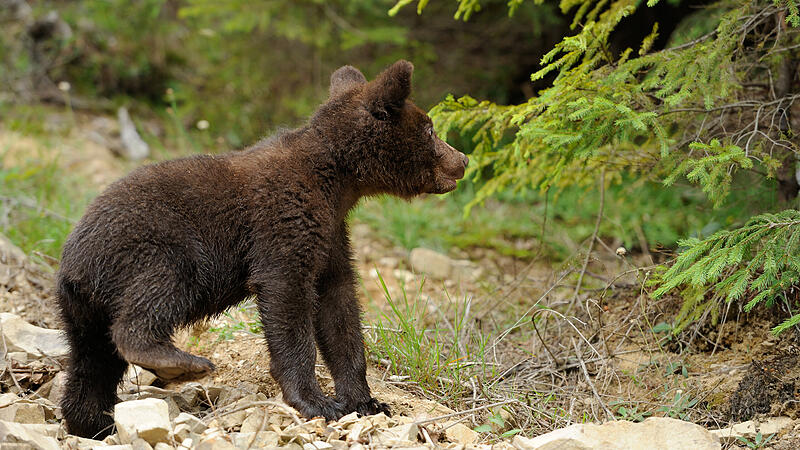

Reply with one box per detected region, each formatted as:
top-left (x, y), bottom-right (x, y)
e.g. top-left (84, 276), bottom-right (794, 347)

top-left (56, 60), bottom-right (468, 438)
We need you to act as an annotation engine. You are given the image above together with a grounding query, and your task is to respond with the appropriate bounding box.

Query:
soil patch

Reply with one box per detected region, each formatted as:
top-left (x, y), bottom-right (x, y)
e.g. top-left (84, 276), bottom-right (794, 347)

top-left (730, 347), bottom-right (800, 421)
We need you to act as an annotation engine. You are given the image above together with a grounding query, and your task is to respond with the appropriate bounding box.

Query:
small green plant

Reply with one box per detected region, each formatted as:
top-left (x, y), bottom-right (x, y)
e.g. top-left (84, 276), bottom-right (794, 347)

top-left (737, 432), bottom-right (776, 449)
top-left (662, 361), bottom-right (689, 378)
top-left (609, 402), bottom-right (651, 422)
top-left (656, 389), bottom-right (699, 420)
top-left (473, 412), bottom-right (521, 438)
top-left (208, 304), bottom-right (262, 341)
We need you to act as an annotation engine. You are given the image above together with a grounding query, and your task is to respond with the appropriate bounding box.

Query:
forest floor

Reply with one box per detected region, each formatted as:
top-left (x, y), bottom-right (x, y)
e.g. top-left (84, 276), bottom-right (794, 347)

top-left (3, 110), bottom-right (800, 448)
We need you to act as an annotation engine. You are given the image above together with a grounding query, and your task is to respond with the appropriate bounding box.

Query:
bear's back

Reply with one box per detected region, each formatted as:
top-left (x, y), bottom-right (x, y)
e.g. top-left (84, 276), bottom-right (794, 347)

top-left (58, 154), bottom-right (254, 291)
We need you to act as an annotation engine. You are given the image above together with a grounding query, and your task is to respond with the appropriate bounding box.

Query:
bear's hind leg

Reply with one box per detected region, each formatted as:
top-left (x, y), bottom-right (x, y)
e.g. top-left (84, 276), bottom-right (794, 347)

top-left (60, 311), bottom-right (128, 439)
top-left (110, 287), bottom-right (214, 381)
top-left (113, 333), bottom-right (215, 380)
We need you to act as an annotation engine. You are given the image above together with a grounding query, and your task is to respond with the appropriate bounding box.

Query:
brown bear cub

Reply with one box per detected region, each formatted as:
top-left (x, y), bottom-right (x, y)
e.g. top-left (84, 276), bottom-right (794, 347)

top-left (56, 60), bottom-right (468, 438)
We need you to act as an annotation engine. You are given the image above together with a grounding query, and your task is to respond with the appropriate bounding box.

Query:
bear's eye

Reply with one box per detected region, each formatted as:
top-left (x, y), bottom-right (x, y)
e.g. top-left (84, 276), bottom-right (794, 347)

top-left (427, 127), bottom-right (434, 138)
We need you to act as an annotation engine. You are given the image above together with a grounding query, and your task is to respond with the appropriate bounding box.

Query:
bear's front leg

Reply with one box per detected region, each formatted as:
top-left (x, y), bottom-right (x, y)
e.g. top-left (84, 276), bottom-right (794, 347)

top-left (314, 233), bottom-right (391, 417)
top-left (255, 276), bottom-right (345, 420)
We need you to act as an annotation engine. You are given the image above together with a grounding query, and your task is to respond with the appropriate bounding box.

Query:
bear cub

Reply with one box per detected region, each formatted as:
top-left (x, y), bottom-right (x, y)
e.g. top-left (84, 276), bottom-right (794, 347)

top-left (56, 60), bottom-right (468, 438)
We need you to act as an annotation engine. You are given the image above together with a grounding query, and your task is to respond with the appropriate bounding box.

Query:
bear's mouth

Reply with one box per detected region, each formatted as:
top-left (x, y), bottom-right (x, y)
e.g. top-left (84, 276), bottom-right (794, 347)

top-left (437, 176), bottom-right (459, 193)
top-left (428, 167), bottom-right (464, 194)
top-left (425, 145), bottom-right (468, 195)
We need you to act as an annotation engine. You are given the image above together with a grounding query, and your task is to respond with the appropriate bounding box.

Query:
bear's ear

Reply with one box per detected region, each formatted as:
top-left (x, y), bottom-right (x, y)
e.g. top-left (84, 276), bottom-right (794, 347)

top-left (330, 65), bottom-right (367, 98)
top-left (365, 60), bottom-right (413, 120)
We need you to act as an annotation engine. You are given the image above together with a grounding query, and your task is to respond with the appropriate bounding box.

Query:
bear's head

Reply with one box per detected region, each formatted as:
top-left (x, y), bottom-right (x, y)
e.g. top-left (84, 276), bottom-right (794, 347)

top-left (312, 60), bottom-right (468, 198)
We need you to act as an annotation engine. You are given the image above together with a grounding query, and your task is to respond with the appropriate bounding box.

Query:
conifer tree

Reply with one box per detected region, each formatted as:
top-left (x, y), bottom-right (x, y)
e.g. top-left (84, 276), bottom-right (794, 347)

top-left (395, 0), bottom-right (800, 333)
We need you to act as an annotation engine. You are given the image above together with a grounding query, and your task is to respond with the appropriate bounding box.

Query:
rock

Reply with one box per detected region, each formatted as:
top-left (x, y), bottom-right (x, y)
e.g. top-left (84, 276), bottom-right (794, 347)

top-left (0, 393), bottom-right (19, 408)
top-left (174, 412), bottom-right (207, 434)
top-left (303, 442), bottom-right (333, 450)
top-left (335, 412), bottom-right (359, 428)
top-left (282, 417), bottom-right (326, 437)
top-left (32, 398), bottom-right (57, 421)
top-left (96, 446), bottom-right (134, 450)
top-left (7, 351), bottom-right (28, 364)
top-left (131, 438), bottom-right (154, 450)
top-left (450, 259), bottom-right (482, 282)
top-left (171, 423), bottom-right (195, 443)
top-left (0, 233), bottom-right (26, 267)
top-left (0, 313), bottom-right (69, 358)
top-left (124, 365), bottom-right (158, 387)
top-left (1, 0), bottom-right (33, 23)
top-left (0, 420), bottom-right (60, 450)
top-left (512, 418), bottom-right (720, 450)
top-left (280, 429), bottom-right (314, 444)
top-left (709, 421), bottom-right (756, 444)
top-left (328, 441), bottom-right (349, 450)
top-left (393, 269), bottom-right (417, 284)
top-left (758, 416), bottom-right (792, 435)
top-left (215, 382), bottom-right (259, 407)
top-left (374, 422), bottom-right (420, 445)
top-left (86, 116), bottom-right (121, 154)
top-left (444, 422), bottom-right (479, 445)
top-left (219, 394), bottom-right (261, 429)
top-left (172, 383), bottom-right (206, 410)
top-left (153, 444), bottom-right (175, 450)
top-left (117, 107), bottom-right (149, 160)
top-left (220, 410), bottom-right (248, 430)
top-left (47, 371), bottom-right (67, 406)
top-left (164, 395), bottom-right (181, 421)
top-left (277, 444), bottom-right (303, 450)
top-left (62, 435), bottom-right (106, 449)
top-left (177, 437), bottom-right (194, 449)
top-left (195, 434), bottom-right (235, 450)
top-left (710, 416), bottom-right (793, 444)
top-left (115, 398), bottom-right (172, 445)
top-left (409, 248), bottom-right (452, 279)
top-left (231, 431), bottom-right (280, 447)
top-left (346, 422), bottom-right (367, 443)
top-left (240, 408), bottom-right (268, 434)
top-left (367, 412), bottom-right (392, 428)
top-left (378, 257), bottom-right (400, 268)
top-left (0, 400), bottom-right (46, 424)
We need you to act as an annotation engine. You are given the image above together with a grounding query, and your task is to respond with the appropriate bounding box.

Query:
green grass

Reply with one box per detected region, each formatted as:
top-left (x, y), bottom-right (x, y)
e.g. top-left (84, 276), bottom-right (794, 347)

top-left (0, 149), bottom-right (92, 264)
top-left (353, 181), bottom-right (545, 258)
top-left (364, 271), bottom-right (494, 402)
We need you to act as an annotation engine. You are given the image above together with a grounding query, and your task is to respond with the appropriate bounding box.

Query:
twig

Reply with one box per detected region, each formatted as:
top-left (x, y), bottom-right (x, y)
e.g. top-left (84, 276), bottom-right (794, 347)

top-left (245, 406), bottom-right (269, 450)
top-left (419, 425), bottom-right (435, 446)
top-left (0, 323), bottom-right (26, 396)
top-left (570, 170), bottom-right (606, 310)
top-left (487, 270), bottom-right (571, 354)
top-left (413, 399), bottom-right (518, 425)
top-left (0, 195), bottom-right (75, 223)
top-left (204, 400), bottom-right (304, 427)
top-left (531, 308), bottom-right (560, 366)
top-left (571, 338), bottom-right (615, 421)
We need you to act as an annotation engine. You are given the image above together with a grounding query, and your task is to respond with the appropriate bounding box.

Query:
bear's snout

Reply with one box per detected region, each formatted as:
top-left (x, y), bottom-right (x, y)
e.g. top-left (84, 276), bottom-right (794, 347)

top-left (428, 139), bottom-right (468, 194)
top-left (440, 140), bottom-right (468, 179)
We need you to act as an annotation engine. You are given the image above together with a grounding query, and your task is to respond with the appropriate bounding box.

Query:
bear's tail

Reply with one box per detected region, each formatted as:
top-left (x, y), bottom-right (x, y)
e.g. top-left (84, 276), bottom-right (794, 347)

top-left (57, 278), bottom-right (128, 439)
